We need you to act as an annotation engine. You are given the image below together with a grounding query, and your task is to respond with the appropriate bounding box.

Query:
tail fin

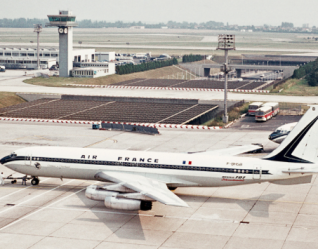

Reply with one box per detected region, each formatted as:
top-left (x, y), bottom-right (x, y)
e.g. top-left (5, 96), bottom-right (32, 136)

top-left (264, 106), bottom-right (318, 163)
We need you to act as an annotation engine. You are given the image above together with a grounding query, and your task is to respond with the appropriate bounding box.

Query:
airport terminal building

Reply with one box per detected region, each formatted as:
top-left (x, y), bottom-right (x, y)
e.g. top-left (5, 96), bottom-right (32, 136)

top-left (0, 47), bottom-right (96, 69)
top-left (0, 47), bottom-right (116, 76)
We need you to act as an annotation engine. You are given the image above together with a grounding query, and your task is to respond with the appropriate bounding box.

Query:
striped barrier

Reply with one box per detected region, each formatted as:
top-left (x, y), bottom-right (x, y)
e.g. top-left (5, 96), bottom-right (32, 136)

top-left (66, 84), bottom-right (270, 93)
top-left (0, 117), bottom-right (222, 130)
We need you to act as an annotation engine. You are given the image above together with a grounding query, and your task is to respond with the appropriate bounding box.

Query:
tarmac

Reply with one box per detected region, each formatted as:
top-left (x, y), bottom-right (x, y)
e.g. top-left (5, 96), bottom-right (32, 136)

top-left (0, 120), bottom-right (318, 249)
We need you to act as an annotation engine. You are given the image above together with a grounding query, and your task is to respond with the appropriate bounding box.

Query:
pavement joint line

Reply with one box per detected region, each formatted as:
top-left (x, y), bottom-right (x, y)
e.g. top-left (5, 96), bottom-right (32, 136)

top-left (169, 79), bottom-right (191, 87)
top-left (57, 101), bottom-right (116, 119)
top-left (0, 180), bottom-right (84, 232)
top-left (122, 78), bottom-right (148, 86)
top-left (0, 178), bottom-right (50, 201)
top-left (3, 204), bottom-right (241, 223)
top-left (6, 202), bottom-right (318, 226)
top-left (222, 183), bottom-right (271, 248)
top-left (0, 179), bottom-right (75, 217)
top-left (84, 137), bottom-right (118, 148)
top-left (156, 104), bottom-right (199, 124)
top-left (281, 175), bottom-right (317, 248)
top-left (236, 80), bottom-right (256, 90)
top-left (0, 98), bottom-right (59, 116)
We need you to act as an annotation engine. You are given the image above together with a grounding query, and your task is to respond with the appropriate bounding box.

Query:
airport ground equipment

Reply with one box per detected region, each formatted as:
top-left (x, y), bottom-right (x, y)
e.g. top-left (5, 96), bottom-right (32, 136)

top-left (100, 123), bottom-right (159, 135)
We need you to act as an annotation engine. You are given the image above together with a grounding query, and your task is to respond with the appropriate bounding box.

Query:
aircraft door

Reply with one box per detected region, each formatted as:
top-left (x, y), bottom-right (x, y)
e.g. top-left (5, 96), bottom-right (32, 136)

top-left (253, 165), bottom-right (261, 180)
top-left (24, 155), bottom-right (32, 166)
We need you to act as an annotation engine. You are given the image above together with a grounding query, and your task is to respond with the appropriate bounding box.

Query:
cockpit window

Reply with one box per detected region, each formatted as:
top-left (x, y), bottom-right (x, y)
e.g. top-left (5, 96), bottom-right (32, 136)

top-left (10, 153), bottom-right (17, 158)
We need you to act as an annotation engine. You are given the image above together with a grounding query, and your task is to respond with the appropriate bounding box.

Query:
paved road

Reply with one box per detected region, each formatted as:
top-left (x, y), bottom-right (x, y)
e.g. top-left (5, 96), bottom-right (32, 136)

top-left (0, 70), bottom-right (317, 104)
top-left (2, 42), bottom-right (318, 53)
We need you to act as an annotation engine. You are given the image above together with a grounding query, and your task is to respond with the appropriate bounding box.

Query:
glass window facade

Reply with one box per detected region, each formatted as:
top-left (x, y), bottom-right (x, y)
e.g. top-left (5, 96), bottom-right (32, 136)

top-left (48, 16), bottom-right (76, 22)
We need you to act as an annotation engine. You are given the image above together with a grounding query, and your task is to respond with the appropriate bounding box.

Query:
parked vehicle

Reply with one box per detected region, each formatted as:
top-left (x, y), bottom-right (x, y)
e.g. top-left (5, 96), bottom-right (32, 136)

top-left (269, 122), bottom-right (297, 144)
top-left (255, 106), bottom-right (274, 122)
top-left (262, 102), bottom-right (279, 116)
top-left (0, 65), bottom-right (5, 72)
top-left (49, 65), bottom-right (58, 71)
top-left (248, 102), bottom-right (263, 116)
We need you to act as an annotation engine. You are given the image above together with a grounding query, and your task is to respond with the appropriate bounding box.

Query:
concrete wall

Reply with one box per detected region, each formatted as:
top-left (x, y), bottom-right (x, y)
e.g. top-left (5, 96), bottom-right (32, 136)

top-left (17, 93), bottom-right (61, 102)
top-left (62, 95), bottom-right (199, 105)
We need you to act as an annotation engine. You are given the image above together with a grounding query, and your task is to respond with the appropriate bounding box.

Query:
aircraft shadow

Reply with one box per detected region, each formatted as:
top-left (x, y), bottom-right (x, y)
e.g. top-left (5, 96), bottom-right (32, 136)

top-left (200, 193), bottom-right (285, 217)
top-left (72, 191), bottom-right (145, 240)
top-left (68, 189), bottom-right (284, 240)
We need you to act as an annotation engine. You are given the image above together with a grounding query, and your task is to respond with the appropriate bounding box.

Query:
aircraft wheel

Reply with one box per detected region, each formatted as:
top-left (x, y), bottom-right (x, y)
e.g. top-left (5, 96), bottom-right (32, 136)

top-left (31, 178), bottom-right (39, 186)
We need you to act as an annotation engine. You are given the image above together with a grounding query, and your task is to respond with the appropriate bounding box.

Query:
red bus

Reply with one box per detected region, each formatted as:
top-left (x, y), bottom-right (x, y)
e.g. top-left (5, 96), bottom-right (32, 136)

top-left (262, 102), bottom-right (279, 117)
top-left (248, 102), bottom-right (263, 116)
top-left (255, 106), bottom-right (274, 122)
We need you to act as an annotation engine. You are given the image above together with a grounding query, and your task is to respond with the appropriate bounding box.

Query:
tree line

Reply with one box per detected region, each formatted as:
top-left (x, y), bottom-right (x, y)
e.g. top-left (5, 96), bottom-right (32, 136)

top-left (292, 58), bottom-right (318, 86)
top-left (182, 54), bottom-right (203, 63)
top-left (116, 58), bottom-right (178, 75)
top-left (0, 18), bottom-right (224, 29)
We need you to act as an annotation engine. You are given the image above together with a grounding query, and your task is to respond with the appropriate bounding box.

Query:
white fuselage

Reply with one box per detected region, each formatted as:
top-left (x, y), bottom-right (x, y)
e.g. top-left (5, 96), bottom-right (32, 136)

top-left (3, 146), bottom-right (314, 188)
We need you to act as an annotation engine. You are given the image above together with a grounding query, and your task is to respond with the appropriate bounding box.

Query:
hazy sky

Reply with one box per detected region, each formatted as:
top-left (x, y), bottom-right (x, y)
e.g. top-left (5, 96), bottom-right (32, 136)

top-left (0, 0), bottom-right (316, 27)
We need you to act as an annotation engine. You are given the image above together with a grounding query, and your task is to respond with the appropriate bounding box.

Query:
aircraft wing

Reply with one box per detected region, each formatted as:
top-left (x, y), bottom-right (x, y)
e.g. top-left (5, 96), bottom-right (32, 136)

top-left (95, 172), bottom-right (189, 208)
top-left (189, 144), bottom-right (263, 156)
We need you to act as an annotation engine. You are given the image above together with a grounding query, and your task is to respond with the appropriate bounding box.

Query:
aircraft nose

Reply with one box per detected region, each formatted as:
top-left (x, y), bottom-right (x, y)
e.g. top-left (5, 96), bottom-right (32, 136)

top-left (0, 155), bottom-right (11, 164)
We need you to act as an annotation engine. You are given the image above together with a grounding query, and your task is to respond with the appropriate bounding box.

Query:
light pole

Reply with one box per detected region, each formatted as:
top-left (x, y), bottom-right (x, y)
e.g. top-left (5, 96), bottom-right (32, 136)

top-left (33, 24), bottom-right (42, 70)
top-left (217, 34), bottom-right (235, 123)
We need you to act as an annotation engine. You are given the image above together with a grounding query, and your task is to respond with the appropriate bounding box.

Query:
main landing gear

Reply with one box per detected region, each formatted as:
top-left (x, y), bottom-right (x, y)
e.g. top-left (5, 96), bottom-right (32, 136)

top-left (31, 177), bottom-right (40, 186)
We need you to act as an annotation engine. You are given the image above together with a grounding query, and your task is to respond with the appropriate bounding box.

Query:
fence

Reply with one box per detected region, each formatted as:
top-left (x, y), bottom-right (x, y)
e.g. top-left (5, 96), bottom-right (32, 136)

top-left (279, 102), bottom-right (308, 115)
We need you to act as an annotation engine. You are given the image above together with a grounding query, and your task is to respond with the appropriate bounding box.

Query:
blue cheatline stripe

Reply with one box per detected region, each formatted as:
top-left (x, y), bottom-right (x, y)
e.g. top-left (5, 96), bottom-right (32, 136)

top-left (5, 156), bottom-right (271, 175)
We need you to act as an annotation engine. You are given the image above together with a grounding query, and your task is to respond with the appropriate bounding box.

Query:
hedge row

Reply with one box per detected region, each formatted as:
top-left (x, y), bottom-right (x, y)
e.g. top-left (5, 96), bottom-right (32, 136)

top-left (182, 54), bottom-right (203, 63)
top-left (116, 58), bottom-right (178, 75)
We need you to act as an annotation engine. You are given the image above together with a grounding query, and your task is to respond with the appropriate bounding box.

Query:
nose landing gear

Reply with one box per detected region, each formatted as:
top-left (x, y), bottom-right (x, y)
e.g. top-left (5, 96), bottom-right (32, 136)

top-left (31, 177), bottom-right (40, 186)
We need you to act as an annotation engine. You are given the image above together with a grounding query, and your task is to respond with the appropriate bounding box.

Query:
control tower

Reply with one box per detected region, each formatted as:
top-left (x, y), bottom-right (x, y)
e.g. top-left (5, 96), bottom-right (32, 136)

top-left (46, 10), bottom-right (77, 77)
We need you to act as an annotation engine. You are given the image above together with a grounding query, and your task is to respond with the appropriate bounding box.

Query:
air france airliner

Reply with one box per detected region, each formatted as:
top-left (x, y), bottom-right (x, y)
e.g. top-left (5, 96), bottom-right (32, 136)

top-left (1, 106), bottom-right (318, 211)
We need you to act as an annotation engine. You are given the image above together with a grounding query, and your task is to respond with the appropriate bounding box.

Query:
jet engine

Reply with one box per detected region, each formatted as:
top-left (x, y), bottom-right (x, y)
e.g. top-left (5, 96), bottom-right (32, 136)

top-left (85, 185), bottom-right (152, 211)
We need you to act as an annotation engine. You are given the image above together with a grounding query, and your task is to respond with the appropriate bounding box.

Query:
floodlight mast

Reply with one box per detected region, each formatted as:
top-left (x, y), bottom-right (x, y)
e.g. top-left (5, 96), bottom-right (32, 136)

top-left (217, 34), bottom-right (235, 123)
top-left (33, 24), bottom-right (42, 70)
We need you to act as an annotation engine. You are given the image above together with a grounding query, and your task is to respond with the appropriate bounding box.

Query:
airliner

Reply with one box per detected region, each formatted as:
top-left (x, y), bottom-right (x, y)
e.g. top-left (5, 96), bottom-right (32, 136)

top-left (1, 106), bottom-right (318, 211)
top-left (269, 122), bottom-right (297, 144)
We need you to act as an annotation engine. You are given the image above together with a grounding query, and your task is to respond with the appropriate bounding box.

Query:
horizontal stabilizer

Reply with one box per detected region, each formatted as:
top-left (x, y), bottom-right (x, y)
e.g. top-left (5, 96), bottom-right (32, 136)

top-left (272, 175), bottom-right (312, 185)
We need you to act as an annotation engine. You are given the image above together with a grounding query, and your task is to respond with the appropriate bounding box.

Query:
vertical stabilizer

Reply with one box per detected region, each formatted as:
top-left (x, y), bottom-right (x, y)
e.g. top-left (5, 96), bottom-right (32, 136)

top-left (264, 106), bottom-right (318, 163)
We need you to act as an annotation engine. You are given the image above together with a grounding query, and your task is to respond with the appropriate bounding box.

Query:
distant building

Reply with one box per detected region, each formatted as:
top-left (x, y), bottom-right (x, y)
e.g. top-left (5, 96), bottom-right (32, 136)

top-left (129, 26), bottom-right (145, 29)
top-left (95, 52), bottom-right (116, 62)
top-left (0, 47), bottom-right (95, 65)
top-left (0, 57), bottom-right (56, 69)
top-left (71, 62), bottom-right (115, 78)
